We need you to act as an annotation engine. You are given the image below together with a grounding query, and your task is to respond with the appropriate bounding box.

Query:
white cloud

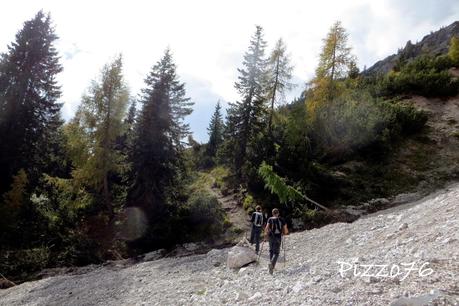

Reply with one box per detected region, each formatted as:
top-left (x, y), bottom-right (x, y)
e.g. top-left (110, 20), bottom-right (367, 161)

top-left (1, 0), bottom-right (458, 141)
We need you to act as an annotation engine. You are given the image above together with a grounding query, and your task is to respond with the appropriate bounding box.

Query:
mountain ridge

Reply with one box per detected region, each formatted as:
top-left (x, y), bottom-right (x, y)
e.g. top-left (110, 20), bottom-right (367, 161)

top-left (365, 21), bottom-right (459, 75)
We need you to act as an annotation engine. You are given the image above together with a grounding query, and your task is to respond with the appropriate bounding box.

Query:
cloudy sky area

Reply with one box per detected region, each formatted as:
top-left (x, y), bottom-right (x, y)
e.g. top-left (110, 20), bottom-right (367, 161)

top-left (1, 0), bottom-right (459, 142)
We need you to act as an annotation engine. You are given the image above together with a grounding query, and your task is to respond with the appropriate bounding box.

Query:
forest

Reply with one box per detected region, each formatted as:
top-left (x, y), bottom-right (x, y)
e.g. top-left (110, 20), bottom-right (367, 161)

top-left (1, 11), bottom-right (459, 282)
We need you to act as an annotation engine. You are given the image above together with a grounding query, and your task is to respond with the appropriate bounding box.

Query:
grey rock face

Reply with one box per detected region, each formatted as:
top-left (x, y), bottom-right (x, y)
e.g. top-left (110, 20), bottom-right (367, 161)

top-left (365, 21), bottom-right (459, 75)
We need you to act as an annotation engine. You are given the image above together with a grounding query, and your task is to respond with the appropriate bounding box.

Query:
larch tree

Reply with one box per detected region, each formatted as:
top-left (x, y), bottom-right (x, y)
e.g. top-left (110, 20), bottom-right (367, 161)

top-left (128, 49), bottom-right (193, 239)
top-left (449, 36), bottom-right (459, 65)
top-left (69, 55), bottom-right (129, 217)
top-left (314, 21), bottom-right (355, 101)
top-left (0, 11), bottom-right (63, 194)
top-left (266, 38), bottom-right (294, 133)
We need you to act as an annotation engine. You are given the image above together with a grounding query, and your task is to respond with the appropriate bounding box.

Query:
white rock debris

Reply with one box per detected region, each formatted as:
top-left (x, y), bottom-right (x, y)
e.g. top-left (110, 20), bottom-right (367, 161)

top-left (1, 184), bottom-right (458, 306)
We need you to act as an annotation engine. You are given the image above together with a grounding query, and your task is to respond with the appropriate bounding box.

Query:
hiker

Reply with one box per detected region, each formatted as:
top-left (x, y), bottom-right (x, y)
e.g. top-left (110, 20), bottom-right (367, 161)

top-left (265, 208), bottom-right (288, 274)
top-left (250, 205), bottom-right (264, 254)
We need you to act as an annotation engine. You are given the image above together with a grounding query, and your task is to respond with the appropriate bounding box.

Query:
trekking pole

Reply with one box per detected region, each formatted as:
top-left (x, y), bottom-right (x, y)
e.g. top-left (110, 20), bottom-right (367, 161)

top-left (282, 235), bottom-right (286, 268)
top-left (257, 238), bottom-right (265, 263)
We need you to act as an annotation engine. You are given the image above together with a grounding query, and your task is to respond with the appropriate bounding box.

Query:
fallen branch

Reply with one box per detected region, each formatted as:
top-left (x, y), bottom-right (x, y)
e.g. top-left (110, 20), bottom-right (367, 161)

top-left (0, 272), bottom-right (16, 287)
top-left (301, 194), bottom-right (330, 212)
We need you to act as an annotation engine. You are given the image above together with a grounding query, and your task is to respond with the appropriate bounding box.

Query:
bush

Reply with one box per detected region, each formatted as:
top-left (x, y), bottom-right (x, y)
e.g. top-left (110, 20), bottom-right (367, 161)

top-left (308, 91), bottom-right (390, 160)
top-left (182, 191), bottom-right (225, 241)
top-left (242, 194), bottom-right (256, 213)
top-left (0, 247), bottom-right (50, 281)
top-left (383, 102), bottom-right (428, 135)
top-left (381, 55), bottom-right (459, 97)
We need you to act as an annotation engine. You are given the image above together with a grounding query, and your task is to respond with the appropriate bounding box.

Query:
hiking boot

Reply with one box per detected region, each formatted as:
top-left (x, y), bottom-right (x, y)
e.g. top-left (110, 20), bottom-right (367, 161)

top-left (268, 263), bottom-right (273, 275)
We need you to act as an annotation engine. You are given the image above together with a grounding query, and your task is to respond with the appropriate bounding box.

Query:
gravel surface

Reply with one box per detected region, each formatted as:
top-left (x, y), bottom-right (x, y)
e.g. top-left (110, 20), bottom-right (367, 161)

top-left (1, 183), bottom-right (458, 306)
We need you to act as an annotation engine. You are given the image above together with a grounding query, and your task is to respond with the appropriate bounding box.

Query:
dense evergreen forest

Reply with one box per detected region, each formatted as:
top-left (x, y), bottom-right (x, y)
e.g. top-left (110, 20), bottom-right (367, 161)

top-left (1, 12), bottom-right (459, 282)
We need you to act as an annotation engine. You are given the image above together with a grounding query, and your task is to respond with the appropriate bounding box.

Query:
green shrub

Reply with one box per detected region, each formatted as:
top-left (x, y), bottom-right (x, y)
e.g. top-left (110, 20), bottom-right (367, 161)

top-left (381, 55), bottom-right (459, 97)
top-left (242, 194), bottom-right (256, 213)
top-left (382, 101), bottom-right (428, 135)
top-left (0, 247), bottom-right (50, 280)
top-left (183, 191), bottom-right (225, 241)
top-left (210, 166), bottom-right (230, 189)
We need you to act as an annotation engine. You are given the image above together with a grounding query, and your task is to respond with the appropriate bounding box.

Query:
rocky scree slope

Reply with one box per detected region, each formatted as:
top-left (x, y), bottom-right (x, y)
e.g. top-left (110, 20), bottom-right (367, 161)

top-left (1, 183), bottom-right (458, 305)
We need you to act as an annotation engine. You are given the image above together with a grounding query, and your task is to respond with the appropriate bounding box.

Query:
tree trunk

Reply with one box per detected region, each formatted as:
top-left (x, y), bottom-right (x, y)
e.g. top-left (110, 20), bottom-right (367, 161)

top-left (268, 56), bottom-right (280, 134)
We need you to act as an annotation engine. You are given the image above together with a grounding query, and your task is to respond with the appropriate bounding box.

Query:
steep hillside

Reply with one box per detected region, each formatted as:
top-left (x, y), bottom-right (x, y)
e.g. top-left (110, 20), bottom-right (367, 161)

top-left (1, 183), bottom-right (457, 305)
top-left (366, 21), bottom-right (459, 75)
top-left (323, 94), bottom-right (459, 208)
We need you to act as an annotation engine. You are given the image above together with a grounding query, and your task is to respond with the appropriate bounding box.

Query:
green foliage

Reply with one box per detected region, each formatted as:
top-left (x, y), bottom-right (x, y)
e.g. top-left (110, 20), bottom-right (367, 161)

top-left (69, 55), bottom-right (129, 217)
top-left (206, 101), bottom-right (225, 163)
top-left (258, 161), bottom-right (304, 204)
top-left (266, 38), bottom-right (294, 131)
top-left (242, 194), bottom-right (256, 212)
top-left (448, 36), bottom-right (459, 65)
top-left (381, 101), bottom-right (428, 136)
top-left (127, 49), bottom-right (193, 250)
top-left (308, 90), bottom-right (390, 159)
top-left (0, 247), bottom-right (50, 280)
top-left (0, 169), bottom-right (28, 233)
top-left (225, 25), bottom-right (269, 178)
top-left (182, 191), bottom-right (225, 241)
top-left (316, 21), bottom-right (355, 82)
top-left (381, 55), bottom-right (458, 97)
top-left (0, 11), bottom-right (63, 194)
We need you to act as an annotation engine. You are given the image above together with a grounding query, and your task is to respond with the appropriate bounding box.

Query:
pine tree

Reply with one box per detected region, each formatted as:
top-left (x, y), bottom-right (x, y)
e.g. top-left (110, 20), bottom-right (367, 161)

top-left (121, 99), bottom-right (137, 158)
top-left (226, 25), bottom-right (268, 176)
top-left (69, 55), bottom-right (129, 217)
top-left (206, 101), bottom-right (224, 159)
top-left (266, 38), bottom-right (294, 132)
top-left (0, 11), bottom-right (63, 194)
top-left (128, 49), bottom-right (193, 239)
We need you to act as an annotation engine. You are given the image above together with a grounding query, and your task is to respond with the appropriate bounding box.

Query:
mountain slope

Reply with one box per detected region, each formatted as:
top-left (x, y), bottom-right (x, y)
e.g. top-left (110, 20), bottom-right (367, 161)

top-left (366, 21), bottom-right (459, 75)
top-left (1, 183), bottom-right (458, 306)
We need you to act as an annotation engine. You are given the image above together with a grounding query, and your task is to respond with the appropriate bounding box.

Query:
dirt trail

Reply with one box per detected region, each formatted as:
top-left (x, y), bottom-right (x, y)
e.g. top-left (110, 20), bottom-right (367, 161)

top-left (211, 187), bottom-right (251, 237)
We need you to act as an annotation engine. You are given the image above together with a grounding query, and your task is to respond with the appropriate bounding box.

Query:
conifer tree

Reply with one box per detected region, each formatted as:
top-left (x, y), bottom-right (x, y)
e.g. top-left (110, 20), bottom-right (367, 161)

top-left (0, 11), bottom-right (63, 194)
top-left (128, 49), bottom-right (193, 238)
top-left (206, 101), bottom-right (224, 159)
top-left (226, 26), bottom-right (268, 176)
top-left (69, 55), bottom-right (129, 217)
top-left (314, 21), bottom-right (355, 100)
top-left (266, 38), bottom-right (294, 133)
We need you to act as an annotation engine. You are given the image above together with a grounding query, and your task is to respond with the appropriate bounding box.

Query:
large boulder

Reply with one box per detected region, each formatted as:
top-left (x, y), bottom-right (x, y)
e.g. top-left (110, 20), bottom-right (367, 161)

top-left (226, 246), bottom-right (257, 269)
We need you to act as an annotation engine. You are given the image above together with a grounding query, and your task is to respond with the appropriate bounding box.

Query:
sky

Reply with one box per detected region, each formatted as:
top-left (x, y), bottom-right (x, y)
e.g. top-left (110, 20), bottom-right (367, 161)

top-left (1, 0), bottom-right (459, 142)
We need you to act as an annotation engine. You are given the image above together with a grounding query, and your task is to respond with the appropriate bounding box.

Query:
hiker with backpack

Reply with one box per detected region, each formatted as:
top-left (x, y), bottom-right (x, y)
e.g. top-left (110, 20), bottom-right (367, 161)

top-left (265, 208), bottom-right (288, 274)
top-left (250, 205), bottom-right (264, 254)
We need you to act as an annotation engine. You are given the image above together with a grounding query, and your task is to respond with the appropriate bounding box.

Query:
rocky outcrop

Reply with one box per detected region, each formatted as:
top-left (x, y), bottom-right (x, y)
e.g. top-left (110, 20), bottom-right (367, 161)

top-left (365, 21), bottom-right (459, 75)
top-left (0, 183), bottom-right (458, 305)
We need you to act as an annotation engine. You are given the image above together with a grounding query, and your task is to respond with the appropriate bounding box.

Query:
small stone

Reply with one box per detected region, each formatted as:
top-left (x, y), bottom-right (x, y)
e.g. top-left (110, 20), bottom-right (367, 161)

top-left (312, 276), bottom-right (323, 283)
top-left (282, 286), bottom-right (292, 295)
top-left (292, 281), bottom-right (304, 293)
top-left (248, 292), bottom-right (262, 301)
top-left (330, 286), bottom-right (342, 293)
top-left (398, 223), bottom-right (408, 231)
top-left (236, 292), bottom-right (248, 301)
top-left (365, 276), bottom-right (380, 284)
top-left (370, 287), bottom-right (383, 294)
top-left (442, 237), bottom-right (455, 244)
